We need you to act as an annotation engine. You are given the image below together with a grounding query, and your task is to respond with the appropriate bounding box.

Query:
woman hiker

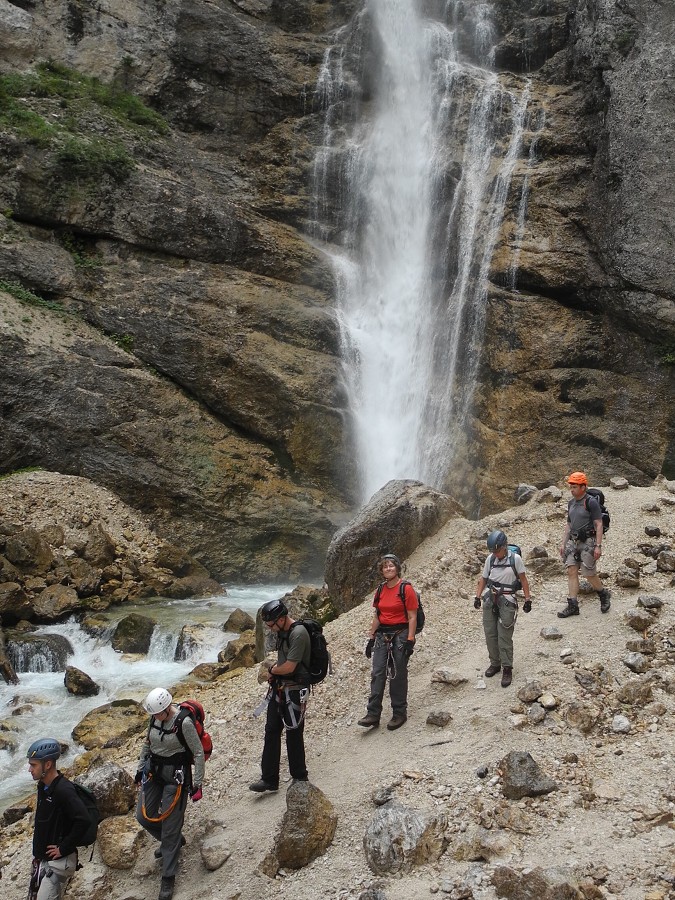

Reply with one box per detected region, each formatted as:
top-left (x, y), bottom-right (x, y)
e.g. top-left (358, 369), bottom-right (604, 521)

top-left (358, 553), bottom-right (418, 731)
top-left (135, 688), bottom-right (204, 900)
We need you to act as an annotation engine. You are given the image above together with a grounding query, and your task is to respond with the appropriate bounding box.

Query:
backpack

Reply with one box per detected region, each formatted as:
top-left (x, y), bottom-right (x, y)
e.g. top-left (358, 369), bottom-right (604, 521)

top-left (374, 580), bottom-right (425, 634)
top-left (174, 700), bottom-right (213, 761)
top-left (286, 619), bottom-right (332, 685)
top-left (585, 488), bottom-right (610, 533)
top-left (70, 781), bottom-right (101, 847)
top-left (487, 545), bottom-right (523, 592)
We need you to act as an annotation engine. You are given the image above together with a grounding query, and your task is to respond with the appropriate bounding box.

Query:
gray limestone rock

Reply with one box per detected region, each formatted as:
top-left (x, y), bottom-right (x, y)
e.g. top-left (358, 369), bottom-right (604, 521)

top-left (200, 826), bottom-right (231, 872)
top-left (492, 865), bottom-right (584, 899)
top-left (75, 762), bottom-right (136, 819)
top-left (637, 595), bottom-right (664, 610)
top-left (499, 751), bottom-right (558, 800)
top-left (623, 652), bottom-right (648, 674)
top-left (426, 710), bottom-right (453, 727)
top-left (540, 626), bottom-right (563, 641)
top-left (517, 681), bottom-right (544, 703)
top-left (364, 802), bottom-right (446, 874)
top-left (268, 780), bottom-right (337, 871)
top-left (111, 613), bottom-right (156, 654)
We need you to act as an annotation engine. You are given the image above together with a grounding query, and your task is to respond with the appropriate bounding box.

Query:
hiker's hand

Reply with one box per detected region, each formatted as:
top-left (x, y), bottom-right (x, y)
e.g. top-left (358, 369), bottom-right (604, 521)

top-left (364, 639), bottom-right (374, 659)
top-left (191, 786), bottom-right (202, 803)
top-left (593, 546), bottom-right (601, 559)
top-left (403, 639), bottom-right (415, 658)
top-left (559, 544), bottom-right (566, 559)
top-left (46, 846), bottom-right (62, 860)
top-left (523, 600), bottom-right (532, 613)
top-left (473, 597), bottom-right (481, 609)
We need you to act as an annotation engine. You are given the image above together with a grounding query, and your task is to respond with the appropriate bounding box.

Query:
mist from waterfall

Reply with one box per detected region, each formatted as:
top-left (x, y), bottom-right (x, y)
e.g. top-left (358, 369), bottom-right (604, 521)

top-left (313, 0), bottom-right (536, 501)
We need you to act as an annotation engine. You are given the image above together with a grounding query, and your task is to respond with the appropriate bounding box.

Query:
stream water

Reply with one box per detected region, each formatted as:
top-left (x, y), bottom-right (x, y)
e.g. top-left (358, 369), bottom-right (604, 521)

top-left (0, 585), bottom-right (292, 813)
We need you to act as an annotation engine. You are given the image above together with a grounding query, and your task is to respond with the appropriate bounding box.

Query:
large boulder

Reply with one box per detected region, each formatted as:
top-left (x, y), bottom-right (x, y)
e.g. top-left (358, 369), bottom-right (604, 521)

top-left (262, 780), bottom-right (337, 874)
top-left (75, 761), bottom-right (136, 818)
top-left (96, 815), bottom-right (145, 869)
top-left (363, 802), bottom-right (446, 874)
top-left (72, 699), bottom-right (147, 750)
top-left (325, 480), bottom-right (462, 613)
top-left (64, 665), bottom-right (101, 696)
top-left (82, 524), bottom-right (117, 568)
top-left (6, 632), bottom-right (74, 673)
top-left (175, 623), bottom-right (210, 661)
top-left (217, 630), bottom-right (257, 669)
top-left (155, 544), bottom-right (210, 577)
top-left (111, 613), bottom-right (156, 654)
top-left (223, 608), bottom-right (256, 633)
top-left (162, 575), bottom-right (223, 600)
top-left (3, 527), bottom-right (54, 573)
top-left (32, 584), bottom-right (83, 620)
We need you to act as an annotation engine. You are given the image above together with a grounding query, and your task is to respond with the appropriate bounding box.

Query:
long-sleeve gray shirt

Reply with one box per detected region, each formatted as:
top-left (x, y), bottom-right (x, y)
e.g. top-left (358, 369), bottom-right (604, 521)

top-left (138, 707), bottom-right (205, 786)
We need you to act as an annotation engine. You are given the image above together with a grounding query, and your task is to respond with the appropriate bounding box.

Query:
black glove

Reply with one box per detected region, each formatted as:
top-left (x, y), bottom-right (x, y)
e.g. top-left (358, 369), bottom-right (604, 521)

top-left (403, 639), bottom-right (415, 658)
top-left (365, 638), bottom-right (375, 659)
top-left (523, 600), bottom-right (532, 613)
top-left (134, 770), bottom-right (143, 785)
top-left (473, 597), bottom-right (481, 609)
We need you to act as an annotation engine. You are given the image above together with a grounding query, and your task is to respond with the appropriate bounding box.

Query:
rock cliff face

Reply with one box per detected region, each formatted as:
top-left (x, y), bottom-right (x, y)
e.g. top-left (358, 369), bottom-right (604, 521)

top-left (0, 0), bottom-right (673, 572)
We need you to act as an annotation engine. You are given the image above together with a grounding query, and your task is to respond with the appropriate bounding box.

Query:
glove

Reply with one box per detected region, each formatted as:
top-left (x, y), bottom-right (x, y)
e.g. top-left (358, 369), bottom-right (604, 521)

top-left (191, 785), bottom-right (202, 802)
top-left (523, 600), bottom-right (532, 613)
top-left (473, 597), bottom-right (481, 609)
top-left (134, 770), bottom-right (143, 785)
top-left (403, 639), bottom-right (415, 658)
top-left (365, 638), bottom-right (375, 659)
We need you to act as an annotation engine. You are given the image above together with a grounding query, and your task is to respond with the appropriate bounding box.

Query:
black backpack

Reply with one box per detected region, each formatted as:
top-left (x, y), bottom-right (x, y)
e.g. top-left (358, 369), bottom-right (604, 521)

top-left (286, 619), bottom-right (331, 685)
top-left (586, 488), bottom-right (611, 533)
top-left (487, 544), bottom-right (523, 591)
top-left (374, 580), bottom-right (425, 634)
top-left (71, 781), bottom-right (101, 847)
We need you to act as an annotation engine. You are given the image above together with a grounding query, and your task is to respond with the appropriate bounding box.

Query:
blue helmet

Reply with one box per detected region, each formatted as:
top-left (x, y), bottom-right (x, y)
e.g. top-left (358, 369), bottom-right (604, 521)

top-left (27, 738), bottom-right (61, 761)
top-left (487, 530), bottom-right (508, 552)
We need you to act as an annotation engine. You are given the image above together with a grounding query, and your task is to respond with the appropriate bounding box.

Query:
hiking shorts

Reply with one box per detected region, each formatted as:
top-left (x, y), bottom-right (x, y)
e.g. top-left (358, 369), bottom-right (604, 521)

top-left (564, 537), bottom-right (597, 576)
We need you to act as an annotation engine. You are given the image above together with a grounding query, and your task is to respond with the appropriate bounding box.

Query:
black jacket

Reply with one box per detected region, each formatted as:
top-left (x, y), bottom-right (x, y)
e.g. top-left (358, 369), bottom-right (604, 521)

top-left (33, 774), bottom-right (90, 860)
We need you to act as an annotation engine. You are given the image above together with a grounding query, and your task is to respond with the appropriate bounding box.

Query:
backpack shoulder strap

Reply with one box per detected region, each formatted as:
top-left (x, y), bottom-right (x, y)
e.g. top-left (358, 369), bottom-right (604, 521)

top-left (398, 580), bottom-right (411, 614)
top-left (373, 583), bottom-right (385, 607)
top-left (173, 707), bottom-right (193, 753)
top-left (508, 551), bottom-right (519, 582)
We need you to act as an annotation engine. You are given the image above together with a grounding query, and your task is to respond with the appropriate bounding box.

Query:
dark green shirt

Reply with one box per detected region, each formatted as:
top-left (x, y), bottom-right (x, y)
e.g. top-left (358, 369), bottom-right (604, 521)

top-left (278, 622), bottom-right (311, 671)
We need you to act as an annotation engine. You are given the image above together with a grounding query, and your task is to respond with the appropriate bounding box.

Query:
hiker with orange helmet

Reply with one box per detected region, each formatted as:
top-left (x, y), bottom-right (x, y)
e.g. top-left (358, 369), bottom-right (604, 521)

top-left (558, 472), bottom-right (611, 618)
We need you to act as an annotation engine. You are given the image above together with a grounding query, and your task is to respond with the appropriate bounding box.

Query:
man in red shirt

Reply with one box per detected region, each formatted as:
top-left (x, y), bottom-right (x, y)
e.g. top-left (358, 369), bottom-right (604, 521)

top-left (358, 553), bottom-right (418, 731)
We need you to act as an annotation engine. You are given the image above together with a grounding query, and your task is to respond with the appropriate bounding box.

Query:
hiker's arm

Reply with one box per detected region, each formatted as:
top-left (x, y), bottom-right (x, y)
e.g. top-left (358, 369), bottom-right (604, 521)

top-left (560, 521), bottom-right (571, 556)
top-left (270, 659), bottom-right (297, 676)
top-left (368, 611), bottom-right (379, 638)
top-left (519, 572), bottom-right (532, 600)
top-left (406, 608), bottom-right (417, 642)
top-left (594, 519), bottom-right (603, 557)
top-left (180, 717), bottom-right (205, 786)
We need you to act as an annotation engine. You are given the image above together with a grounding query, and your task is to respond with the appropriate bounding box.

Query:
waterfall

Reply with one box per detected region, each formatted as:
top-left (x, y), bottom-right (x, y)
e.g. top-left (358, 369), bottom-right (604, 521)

top-left (312, 0), bottom-right (536, 501)
top-left (508, 107), bottom-right (546, 291)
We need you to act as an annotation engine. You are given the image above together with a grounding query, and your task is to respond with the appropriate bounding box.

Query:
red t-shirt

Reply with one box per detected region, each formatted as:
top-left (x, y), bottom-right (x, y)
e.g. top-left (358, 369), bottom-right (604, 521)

top-left (374, 581), bottom-right (419, 627)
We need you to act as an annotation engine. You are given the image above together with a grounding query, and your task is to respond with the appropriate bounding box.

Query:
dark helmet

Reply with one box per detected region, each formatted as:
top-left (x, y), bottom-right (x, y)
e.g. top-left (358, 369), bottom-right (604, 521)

top-left (260, 599), bottom-right (288, 623)
top-left (486, 530), bottom-right (508, 552)
top-left (379, 553), bottom-right (402, 575)
top-left (27, 738), bottom-right (61, 762)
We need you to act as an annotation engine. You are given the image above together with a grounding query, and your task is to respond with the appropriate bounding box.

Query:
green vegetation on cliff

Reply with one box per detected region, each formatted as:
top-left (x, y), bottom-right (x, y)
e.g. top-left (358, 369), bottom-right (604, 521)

top-left (0, 61), bottom-right (167, 182)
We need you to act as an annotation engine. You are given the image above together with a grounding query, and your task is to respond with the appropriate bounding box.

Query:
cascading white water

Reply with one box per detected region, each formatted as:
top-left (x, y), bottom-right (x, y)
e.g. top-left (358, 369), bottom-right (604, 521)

top-left (313, 0), bottom-right (537, 501)
top-left (0, 584), bottom-right (292, 812)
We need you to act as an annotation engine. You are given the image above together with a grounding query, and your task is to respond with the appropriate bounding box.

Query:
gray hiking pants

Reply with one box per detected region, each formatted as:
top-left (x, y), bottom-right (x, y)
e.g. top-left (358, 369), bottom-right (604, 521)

top-left (366, 629), bottom-right (409, 719)
top-left (36, 853), bottom-right (78, 900)
top-left (482, 592), bottom-right (517, 668)
top-left (136, 769), bottom-right (188, 877)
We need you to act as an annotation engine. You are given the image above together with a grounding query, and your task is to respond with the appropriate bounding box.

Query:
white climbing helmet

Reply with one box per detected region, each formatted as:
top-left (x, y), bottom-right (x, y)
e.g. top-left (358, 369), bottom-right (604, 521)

top-left (143, 687), bottom-right (172, 715)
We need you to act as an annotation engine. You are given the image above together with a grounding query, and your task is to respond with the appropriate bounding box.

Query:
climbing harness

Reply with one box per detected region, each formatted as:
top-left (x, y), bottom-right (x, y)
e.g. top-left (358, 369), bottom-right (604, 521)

top-left (140, 769), bottom-right (184, 824)
top-left (280, 685), bottom-right (309, 731)
top-left (487, 587), bottom-right (519, 629)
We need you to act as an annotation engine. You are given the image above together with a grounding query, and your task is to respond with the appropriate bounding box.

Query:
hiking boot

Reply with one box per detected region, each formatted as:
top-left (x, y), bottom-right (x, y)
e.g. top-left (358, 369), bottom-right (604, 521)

top-left (154, 836), bottom-right (186, 858)
top-left (484, 664), bottom-right (501, 678)
top-left (598, 589), bottom-right (611, 613)
top-left (158, 877), bottom-right (175, 900)
top-left (557, 599), bottom-right (580, 618)
top-left (386, 715), bottom-right (407, 731)
top-left (248, 779), bottom-right (278, 793)
top-left (357, 714), bottom-right (380, 728)
top-left (501, 666), bottom-right (513, 688)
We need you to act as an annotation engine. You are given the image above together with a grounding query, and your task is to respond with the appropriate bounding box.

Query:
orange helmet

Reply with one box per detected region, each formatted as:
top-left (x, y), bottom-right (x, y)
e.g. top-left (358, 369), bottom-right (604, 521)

top-left (567, 471), bottom-right (588, 485)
